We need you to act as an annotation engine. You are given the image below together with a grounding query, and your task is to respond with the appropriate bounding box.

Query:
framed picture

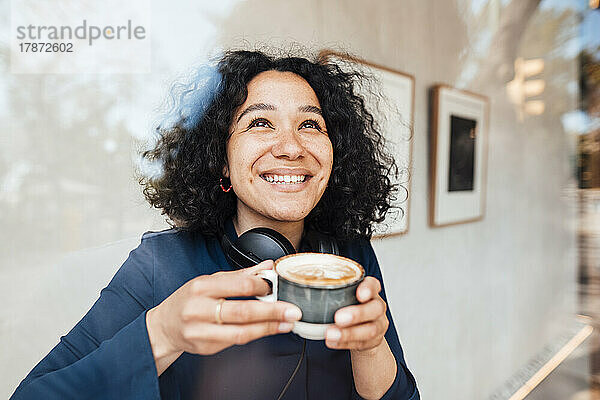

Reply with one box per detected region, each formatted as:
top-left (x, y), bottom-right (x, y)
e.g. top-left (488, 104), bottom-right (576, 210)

top-left (319, 50), bottom-right (415, 236)
top-left (430, 85), bottom-right (489, 227)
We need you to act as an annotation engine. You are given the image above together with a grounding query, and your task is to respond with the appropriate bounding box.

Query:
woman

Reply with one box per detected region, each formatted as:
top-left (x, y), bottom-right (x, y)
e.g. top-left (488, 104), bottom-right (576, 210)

top-left (11, 50), bottom-right (419, 400)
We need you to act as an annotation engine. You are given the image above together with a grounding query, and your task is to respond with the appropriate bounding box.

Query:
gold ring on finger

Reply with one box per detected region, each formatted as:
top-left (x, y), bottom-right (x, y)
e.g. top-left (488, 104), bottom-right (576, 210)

top-left (215, 298), bottom-right (225, 324)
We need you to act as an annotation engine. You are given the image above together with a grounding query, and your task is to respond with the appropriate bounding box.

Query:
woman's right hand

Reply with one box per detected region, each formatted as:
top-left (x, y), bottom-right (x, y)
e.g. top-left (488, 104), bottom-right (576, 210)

top-left (145, 260), bottom-right (302, 375)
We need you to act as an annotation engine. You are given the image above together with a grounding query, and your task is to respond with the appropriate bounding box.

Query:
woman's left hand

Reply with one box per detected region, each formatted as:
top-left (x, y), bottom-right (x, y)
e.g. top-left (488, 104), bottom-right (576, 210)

top-left (325, 277), bottom-right (389, 352)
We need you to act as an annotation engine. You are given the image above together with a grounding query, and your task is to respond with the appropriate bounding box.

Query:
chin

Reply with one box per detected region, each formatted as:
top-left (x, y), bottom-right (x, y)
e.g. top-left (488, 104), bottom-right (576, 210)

top-left (267, 211), bottom-right (309, 223)
top-left (263, 205), bottom-right (311, 223)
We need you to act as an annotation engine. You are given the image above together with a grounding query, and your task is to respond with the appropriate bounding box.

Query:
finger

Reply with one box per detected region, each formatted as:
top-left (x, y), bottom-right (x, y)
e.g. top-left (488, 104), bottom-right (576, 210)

top-left (181, 298), bottom-right (302, 323)
top-left (241, 259), bottom-right (274, 275)
top-left (334, 297), bottom-right (387, 327)
top-left (325, 338), bottom-right (360, 349)
top-left (326, 320), bottom-right (386, 344)
top-left (220, 299), bottom-right (302, 323)
top-left (325, 338), bottom-right (381, 351)
top-left (185, 321), bottom-right (294, 346)
top-left (356, 277), bottom-right (382, 303)
top-left (191, 272), bottom-right (272, 298)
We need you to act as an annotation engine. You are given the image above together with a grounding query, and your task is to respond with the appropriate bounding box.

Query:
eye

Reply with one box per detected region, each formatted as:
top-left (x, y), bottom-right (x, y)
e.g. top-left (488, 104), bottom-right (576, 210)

top-left (299, 119), bottom-right (323, 131)
top-left (248, 117), bottom-right (273, 129)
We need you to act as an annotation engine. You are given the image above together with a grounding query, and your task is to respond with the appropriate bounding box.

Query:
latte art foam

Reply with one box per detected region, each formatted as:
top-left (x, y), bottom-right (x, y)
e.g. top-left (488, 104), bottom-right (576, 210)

top-left (276, 254), bottom-right (363, 287)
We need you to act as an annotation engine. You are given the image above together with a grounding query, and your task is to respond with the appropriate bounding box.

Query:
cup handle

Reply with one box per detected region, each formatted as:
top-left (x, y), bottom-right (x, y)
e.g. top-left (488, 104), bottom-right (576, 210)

top-left (256, 269), bottom-right (278, 303)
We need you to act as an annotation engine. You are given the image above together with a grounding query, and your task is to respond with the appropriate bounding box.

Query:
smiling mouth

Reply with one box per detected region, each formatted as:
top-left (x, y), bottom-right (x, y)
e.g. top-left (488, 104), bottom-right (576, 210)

top-left (260, 174), bottom-right (312, 184)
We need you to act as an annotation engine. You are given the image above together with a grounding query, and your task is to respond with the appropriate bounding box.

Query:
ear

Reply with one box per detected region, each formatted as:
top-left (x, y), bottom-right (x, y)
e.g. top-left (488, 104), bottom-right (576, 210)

top-left (222, 164), bottom-right (229, 178)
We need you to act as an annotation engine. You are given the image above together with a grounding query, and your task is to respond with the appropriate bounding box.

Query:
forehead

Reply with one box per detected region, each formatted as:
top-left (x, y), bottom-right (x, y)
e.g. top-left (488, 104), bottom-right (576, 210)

top-left (244, 70), bottom-right (321, 106)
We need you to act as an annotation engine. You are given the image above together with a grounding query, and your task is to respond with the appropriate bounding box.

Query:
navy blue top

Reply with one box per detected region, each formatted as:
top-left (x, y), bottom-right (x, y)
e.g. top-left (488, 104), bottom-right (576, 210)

top-left (11, 220), bottom-right (419, 399)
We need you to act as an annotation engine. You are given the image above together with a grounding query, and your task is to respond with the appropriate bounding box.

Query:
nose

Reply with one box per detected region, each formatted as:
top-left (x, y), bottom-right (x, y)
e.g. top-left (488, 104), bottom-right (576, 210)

top-left (271, 126), bottom-right (305, 160)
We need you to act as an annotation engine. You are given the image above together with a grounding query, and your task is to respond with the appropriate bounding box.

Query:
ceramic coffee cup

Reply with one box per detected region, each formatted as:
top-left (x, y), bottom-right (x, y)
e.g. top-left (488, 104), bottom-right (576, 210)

top-left (257, 252), bottom-right (365, 340)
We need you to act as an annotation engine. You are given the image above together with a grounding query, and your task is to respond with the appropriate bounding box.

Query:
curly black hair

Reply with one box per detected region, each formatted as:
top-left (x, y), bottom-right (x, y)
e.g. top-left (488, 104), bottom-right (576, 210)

top-left (139, 49), bottom-right (400, 240)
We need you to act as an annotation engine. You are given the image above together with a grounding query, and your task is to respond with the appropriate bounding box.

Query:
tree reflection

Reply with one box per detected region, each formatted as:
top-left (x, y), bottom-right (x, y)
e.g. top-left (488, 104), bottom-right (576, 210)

top-left (0, 66), bottom-right (154, 267)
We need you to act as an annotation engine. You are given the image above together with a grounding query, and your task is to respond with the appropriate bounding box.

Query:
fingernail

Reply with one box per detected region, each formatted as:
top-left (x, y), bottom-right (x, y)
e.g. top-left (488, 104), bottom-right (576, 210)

top-left (336, 312), bottom-right (352, 325)
top-left (359, 288), bottom-right (371, 299)
top-left (284, 308), bottom-right (302, 321)
top-left (279, 322), bottom-right (293, 332)
top-left (327, 328), bottom-right (341, 341)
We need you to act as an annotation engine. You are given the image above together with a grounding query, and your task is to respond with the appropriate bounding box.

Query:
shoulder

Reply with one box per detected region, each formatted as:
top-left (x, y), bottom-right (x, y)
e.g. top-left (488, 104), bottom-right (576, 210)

top-left (137, 228), bottom-right (224, 299)
top-left (116, 228), bottom-right (206, 282)
top-left (141, 227), bottom-right (180, 240)
top-left (138, 227), bottom-right (207, 254)
top-left (111, 228), bottom-right (216, 305)
top-left (134, 227), bottom-right (216, 275)
top-left (140, 227), bottom-right (193, 243)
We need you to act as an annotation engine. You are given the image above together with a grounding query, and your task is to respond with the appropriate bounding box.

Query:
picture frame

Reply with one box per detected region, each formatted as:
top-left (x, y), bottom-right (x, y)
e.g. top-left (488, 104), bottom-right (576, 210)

top-left (429, 85), bottom-right (489, 227)
top-left (319, 50), bottom-right (415, 237)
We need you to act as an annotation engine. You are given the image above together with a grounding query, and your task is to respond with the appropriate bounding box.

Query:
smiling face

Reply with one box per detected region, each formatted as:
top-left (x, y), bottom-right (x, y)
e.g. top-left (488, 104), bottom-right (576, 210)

top-left (225, 70), bottom-right (333, 226)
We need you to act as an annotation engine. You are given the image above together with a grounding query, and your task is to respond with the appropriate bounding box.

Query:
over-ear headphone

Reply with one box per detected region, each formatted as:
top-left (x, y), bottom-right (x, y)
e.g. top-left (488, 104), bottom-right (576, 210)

top-left (221, 227), bottom-right (339, 269)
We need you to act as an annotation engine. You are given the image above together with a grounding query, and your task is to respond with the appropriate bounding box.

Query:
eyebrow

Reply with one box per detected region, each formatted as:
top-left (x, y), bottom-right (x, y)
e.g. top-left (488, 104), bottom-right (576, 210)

top-left (298, 105), bottom-right (323, 116)
top-left (236, 103), bottom-right (323, 123)
top-left (236, 103), bottom-right (276, 123)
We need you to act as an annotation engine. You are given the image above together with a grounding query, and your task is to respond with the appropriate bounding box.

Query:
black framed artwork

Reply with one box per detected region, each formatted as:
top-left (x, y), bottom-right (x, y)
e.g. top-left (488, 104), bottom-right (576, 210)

top-left (430, 85), bottom-right (489, 227)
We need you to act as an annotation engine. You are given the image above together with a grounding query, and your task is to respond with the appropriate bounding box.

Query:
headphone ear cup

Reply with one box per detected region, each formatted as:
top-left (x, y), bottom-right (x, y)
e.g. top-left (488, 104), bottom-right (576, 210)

top-left (224, 228), bottom-right (295, 269)
top-left (329, 236), bottom-right (339, 256)
top-left (221, 231), bottom-right (261, 269)
top-left (249, 228), bottom-right (296, 255)
top-left (302, 230), bottom-right (339, 255)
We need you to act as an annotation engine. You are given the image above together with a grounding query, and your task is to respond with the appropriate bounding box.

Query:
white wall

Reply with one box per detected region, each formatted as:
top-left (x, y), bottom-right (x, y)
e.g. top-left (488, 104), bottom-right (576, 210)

top-left (0, 0), bottom-right (580, 398)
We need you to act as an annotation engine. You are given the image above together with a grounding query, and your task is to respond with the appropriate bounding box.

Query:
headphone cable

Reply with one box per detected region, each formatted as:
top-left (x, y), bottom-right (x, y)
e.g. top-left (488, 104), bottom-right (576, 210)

top-left (276, 338), bottom-right (306, 400)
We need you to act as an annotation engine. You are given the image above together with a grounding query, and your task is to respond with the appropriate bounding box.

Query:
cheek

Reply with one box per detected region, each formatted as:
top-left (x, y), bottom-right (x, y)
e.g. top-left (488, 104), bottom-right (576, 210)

top-left (227, 139), bottom-right (264, 181)
top-left (225, 142), bottom-right (243, 180)
top-left (229, 155), bottom-right (251, 182)
top-left (317, 140), bottom-right (334, 174)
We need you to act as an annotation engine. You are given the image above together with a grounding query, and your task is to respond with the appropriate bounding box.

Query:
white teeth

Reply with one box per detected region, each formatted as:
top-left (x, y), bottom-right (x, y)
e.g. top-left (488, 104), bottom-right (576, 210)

top-left (263, 174), bottom-right (306, 184)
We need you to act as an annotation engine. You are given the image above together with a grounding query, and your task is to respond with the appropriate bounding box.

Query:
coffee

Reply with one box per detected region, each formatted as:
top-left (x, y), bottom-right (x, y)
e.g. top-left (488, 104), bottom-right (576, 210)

top-left (276, 253), bottom-right (363, 287)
